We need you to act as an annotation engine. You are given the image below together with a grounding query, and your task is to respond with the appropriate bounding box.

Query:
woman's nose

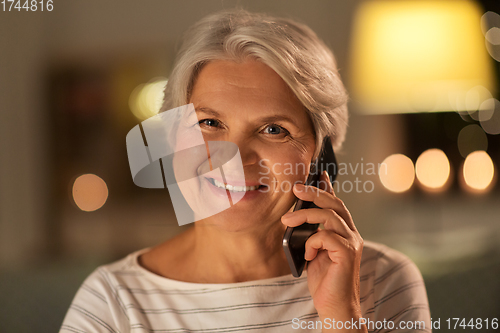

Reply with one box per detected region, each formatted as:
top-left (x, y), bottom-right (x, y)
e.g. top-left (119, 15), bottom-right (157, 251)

top-left (224, 135), bottom-right (260, 167)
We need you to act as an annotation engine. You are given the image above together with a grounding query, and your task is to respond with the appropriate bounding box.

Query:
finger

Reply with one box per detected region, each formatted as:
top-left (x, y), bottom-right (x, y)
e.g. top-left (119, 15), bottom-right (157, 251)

top-left (292, 183), bottom-right (334, 208)
top-left (318, 171), bottom-right (334, 195)
top-left (304, 230), bottom-right (349, 261)
top-left (292, 184), bottom-right (355, 231)
top-left (281, 208), bottom-right (351, 239)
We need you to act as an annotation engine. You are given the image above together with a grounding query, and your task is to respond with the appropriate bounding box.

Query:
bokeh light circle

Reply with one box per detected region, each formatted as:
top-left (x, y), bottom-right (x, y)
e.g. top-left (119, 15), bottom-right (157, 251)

top-left (486, 27), bottom-right (500, 45)
top-left (479, 98), bottom-right (500, 134)
top-left (129, 78), bottom-right (168, 120)
top-left (466, 85), bottom-right (492, 120)
top-left (379, 154), bottom-right (415, 193)
top-left (481, 11), bottom-right (500, 35)
top-left (462, 151), bottom-right (495, 192)
top-left (72, 174), bottom-right (109, 212)
top-left (479, 98), bottom-right (496, 121)
top-left (415, 149), bottom-right (450, 191)
top-left (457, 124), bottom-right (488, 158)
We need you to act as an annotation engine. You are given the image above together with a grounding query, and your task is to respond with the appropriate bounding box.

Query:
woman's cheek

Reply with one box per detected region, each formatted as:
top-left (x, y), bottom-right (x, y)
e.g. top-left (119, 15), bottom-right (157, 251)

top-left (272, 157), bottom-right (311, 193)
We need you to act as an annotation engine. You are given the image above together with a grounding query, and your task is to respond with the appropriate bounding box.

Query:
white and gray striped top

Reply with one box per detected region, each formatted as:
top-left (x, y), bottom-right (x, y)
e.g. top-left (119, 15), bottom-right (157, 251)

top-left (60, 240), bottom-right (431, 332)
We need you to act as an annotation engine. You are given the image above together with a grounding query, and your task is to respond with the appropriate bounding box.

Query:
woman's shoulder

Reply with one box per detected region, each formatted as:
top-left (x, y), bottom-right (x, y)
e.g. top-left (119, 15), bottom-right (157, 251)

top-left (359, 240), bottom-right (431, 330)
top-left (80, 240), bottom-right (205, 291)
top-left (84, 228), bottom-right (191, 286)
top-left (361, 240), bottom-right (410, 262)
top-left (76, 247), bottom-right (156, 294)
top-left (60, 248), bottom-right (151, 332)
top-left (360, 240), bottom-right (426, 287)
top-left (360, 240), bottom-right (422, 278)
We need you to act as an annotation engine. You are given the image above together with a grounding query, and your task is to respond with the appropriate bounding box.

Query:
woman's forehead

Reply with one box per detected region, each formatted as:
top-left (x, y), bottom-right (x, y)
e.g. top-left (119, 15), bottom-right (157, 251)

top-left (190, 59), bottom-right (308, 119)
top-left (192, 60), bottom-right (296, 98)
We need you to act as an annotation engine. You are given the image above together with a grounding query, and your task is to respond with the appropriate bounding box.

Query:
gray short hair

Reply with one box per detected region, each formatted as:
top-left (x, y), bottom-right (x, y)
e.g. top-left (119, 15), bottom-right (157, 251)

top-left (162, 9), bottom-right (349, 158)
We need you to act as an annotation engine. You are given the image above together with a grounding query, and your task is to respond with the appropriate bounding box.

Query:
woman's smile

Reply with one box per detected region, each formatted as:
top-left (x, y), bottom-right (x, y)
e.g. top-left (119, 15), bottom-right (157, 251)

top-left (203, 175), bottom-right (268, 202)
top-left (207, 177), bottom-right (263, 191)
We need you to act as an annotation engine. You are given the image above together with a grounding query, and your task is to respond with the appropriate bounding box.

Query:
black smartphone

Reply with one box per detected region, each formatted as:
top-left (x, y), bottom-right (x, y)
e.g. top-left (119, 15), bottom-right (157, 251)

top-left (282, 137), bottom-right (337, 277)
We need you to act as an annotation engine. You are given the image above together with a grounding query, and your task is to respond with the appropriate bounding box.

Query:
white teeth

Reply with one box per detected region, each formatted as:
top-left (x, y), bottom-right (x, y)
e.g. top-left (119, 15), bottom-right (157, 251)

top-left (211, 178), bottom-right (260, 192)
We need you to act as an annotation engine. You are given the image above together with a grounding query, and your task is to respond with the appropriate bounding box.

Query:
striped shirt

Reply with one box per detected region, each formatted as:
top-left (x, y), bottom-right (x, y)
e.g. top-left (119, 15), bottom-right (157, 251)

top-left (59, 240), bottom-right (431, 332)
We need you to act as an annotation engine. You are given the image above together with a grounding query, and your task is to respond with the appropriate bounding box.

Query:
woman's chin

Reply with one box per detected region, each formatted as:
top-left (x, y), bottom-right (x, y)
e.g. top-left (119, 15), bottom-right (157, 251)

top-left (195, 207), bottom-right (277, 233)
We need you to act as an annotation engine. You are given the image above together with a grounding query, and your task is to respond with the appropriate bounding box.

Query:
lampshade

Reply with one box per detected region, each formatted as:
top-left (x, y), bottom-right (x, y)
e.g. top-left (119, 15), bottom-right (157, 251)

top-left (349, 0), bottom-right (496, 114)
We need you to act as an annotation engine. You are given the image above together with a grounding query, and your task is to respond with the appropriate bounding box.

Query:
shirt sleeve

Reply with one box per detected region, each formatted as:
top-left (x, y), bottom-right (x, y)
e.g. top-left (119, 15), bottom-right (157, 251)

top-left (370, 247), bottom-right (432, 333)
top-left (59, 267), bottom-right (129, 333)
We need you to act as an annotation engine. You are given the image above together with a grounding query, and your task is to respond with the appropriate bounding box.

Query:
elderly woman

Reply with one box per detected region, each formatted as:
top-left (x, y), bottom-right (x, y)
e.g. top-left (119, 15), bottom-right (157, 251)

top-left (60, 9), bottom-right (431, 333)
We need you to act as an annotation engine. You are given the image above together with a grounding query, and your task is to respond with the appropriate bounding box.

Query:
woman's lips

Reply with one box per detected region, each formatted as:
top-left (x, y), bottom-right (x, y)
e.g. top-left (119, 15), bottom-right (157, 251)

top-left (203, 177), bottom-right (268, 202)
top-left (209, 177), bottom-right (262, 191)
top-left (206, 175), bottom-right (264, 187)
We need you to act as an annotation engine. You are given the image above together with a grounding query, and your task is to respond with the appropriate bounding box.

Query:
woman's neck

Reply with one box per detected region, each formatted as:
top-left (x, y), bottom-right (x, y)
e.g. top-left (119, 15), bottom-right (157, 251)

top-left (150, 219), bottom-right (292, 284)
top-left (190, 221), bottom-right (291, 283)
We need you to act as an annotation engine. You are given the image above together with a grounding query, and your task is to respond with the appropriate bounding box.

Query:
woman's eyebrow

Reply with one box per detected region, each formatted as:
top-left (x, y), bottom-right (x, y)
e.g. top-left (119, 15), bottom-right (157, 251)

top-left (195, 107), bottom-right (300, 128)
top-left (258, 115), bottom-right (300, 128)
top-left (195, 107), bottom-right (220, 118)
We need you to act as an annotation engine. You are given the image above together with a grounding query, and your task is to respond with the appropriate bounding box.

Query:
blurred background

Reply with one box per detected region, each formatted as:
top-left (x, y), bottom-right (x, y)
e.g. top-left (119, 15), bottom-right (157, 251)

top-left (1, 0), bottom-right (499, 331)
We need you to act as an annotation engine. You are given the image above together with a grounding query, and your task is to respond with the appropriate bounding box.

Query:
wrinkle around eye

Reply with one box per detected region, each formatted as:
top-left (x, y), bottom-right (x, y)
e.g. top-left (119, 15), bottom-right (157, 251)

top-left (286, 133), bottom-right (315, 159)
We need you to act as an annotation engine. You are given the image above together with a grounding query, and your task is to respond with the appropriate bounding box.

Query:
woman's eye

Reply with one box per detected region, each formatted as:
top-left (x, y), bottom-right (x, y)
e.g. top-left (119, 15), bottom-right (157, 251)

top-left (263, 124), bottom-right (289, 136)
top-left (199, 119), bottom-right (220, 128)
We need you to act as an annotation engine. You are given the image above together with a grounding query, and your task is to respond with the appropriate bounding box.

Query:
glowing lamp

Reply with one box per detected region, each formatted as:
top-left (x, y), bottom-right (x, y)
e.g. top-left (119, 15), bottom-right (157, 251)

top-left (349, 0), bottom-right (496, 114)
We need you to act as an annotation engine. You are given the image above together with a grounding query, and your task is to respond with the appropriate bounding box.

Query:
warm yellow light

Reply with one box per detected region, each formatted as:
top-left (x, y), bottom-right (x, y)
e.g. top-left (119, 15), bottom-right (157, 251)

top-left (72, 174), bottom-right (109, 212)
top-left (379, 154), bottom-right (415, 193)
top-left (462, 151), bottom-right (495, 191)
top-left (350, 0), bottom-right (496, 114)
top-left (415, 149), bottom-right (450, 191)
top-left (129, 78), bottom-right (168, 120)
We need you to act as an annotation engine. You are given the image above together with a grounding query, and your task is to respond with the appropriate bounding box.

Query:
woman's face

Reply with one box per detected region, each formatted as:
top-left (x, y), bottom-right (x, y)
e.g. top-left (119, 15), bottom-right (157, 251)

top-left (173, 58), bottom-right (316, 231)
